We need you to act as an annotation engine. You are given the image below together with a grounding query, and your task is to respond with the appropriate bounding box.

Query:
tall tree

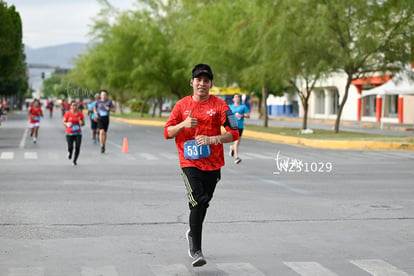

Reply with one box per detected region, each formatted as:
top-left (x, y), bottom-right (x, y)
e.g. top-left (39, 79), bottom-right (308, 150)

top-left (318, 0), bottom-right (414, 133)
top-left (276, 0), bottom-right (334, 130)
top-left (0, 1), bottom-right (27, 104)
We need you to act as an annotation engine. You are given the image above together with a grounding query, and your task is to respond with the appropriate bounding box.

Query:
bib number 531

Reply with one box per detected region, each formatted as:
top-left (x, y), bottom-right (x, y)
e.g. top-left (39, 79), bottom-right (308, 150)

top-left (184, 140), bottom-right (211, 160)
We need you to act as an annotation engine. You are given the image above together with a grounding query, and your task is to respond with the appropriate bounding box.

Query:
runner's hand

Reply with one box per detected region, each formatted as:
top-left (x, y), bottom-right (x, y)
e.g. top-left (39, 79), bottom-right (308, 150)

top-left (195, 135), bottom-right (209, 145)
top-left (183, 111), bottom-right (197, 128)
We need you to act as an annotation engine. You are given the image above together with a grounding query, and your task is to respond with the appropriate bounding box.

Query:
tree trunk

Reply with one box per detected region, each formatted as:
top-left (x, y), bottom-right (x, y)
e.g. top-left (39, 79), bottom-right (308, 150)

top-left (262, 84), bottom-right (269, 127)
top-left (158, 96), bottom-right (163, 117)
top-left (140, 95), bottom-right (150, 117)
top-left (333, 78), bottom-right (351, 133)
top-left (118, 94), bottom-right (123, 114)
top-left (302, 101), bottom-right (308, 130)
top-left (151, 98), bottom-right (157, 117)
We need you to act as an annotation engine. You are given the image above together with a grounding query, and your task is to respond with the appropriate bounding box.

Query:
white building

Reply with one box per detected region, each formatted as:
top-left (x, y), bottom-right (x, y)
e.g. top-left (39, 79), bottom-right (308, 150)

top-left (266, 70), bottom-right (414, 125)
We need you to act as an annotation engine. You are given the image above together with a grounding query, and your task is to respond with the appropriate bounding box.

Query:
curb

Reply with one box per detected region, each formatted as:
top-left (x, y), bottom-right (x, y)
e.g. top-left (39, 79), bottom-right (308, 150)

top-left (243, 130), bottom-right (414, 150)
top-left (112, 117), bottom-right (414, 151)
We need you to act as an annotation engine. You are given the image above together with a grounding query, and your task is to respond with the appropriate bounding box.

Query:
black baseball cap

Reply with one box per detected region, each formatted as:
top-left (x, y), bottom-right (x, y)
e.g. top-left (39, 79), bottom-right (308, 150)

top-left (192, 64), bottom-right (213, 81)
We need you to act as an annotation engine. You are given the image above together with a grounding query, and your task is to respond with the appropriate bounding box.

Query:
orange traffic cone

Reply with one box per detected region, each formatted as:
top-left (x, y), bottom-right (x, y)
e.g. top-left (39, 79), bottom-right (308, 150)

top-left (122, 137), bottom-right (129, 153)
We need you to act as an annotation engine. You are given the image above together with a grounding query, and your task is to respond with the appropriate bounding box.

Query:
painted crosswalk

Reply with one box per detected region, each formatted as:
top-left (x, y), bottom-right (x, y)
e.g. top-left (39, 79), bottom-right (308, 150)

top-left (4, 259), bottom-right (414, 275)
top-left (284, 261), bottom-right (338, 276)
top-left (350, 259), bottom-right (411, 276)
top-left (0, 150), bottom-right (412, 162)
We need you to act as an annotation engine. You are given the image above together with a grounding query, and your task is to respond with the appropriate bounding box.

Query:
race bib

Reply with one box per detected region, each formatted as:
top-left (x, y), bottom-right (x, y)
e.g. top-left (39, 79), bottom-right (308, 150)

top-left (71, 124), bottom-right (81, 132)
top-left (99, 109), bottom-right (109, 117)
top-left (184, 140), bottom-right (211, 160)
top-left (33, 115), bottom-right (40, 121)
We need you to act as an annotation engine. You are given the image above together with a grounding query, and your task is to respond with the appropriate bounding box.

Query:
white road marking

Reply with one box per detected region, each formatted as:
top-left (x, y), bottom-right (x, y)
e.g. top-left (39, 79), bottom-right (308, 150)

top-left (81, 265), bottom-right (119, 276)
top-left (0, 152), bottom-right (14, 160)
top-left (217, 262), bottom-right (266, 276)
top-left (8, 267), bottom-right (44, 276)
top-left (350, 259), bottom-right (411, 276)
top-left (149, 264), bottom-right (192, 276)
top-left (19, 126), bottom-right (29, 149)
top-left (24, 152), bottom-right (38, 159)
top-left (284, 261), bottom-right (338, 276)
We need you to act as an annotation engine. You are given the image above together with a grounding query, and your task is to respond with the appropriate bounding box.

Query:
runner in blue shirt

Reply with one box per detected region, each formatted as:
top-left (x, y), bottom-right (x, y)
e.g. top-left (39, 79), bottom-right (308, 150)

top-left (229, 94), bottom-right (250, 164)
top-left (88, 93), bottom-right (100, 144)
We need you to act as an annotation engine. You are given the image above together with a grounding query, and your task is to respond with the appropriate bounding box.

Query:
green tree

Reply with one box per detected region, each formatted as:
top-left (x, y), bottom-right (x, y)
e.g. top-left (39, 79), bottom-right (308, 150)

top-left (318, 0), bottom-right (414, 133)
top-left (70, 0), bottom-right (189, 116)
top-left (0, 1), bottom-right (27, 105)
top-left (170, 0), bottom-right (287, 126)
top-left (276, 0), bottom-right (334, 130)
top-left (0, 1), bottom-right (21, 80)
top-left (42, 73), bottom-right (67, 99)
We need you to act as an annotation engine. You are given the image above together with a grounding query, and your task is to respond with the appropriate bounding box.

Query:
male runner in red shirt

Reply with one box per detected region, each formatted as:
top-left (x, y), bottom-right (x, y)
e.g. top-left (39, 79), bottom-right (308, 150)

top-left (164, 64), bottom-right (239, 267)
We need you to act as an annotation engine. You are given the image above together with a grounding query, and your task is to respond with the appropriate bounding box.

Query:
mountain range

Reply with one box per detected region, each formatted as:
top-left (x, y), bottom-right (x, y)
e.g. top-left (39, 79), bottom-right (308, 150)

top-left (25, 42), bottom-right (88, 69)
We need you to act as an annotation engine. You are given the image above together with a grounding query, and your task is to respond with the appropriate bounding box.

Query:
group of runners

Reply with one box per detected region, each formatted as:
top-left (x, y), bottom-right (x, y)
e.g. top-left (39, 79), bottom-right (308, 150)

top-left (27, 90), bottom-right (115, 165)
top-left (27, 64), bottom-right (251, 267)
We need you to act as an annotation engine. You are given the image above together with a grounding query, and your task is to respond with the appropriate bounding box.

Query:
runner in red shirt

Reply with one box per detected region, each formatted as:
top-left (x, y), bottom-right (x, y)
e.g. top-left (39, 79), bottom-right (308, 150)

top-left (63, 101), bottom-right (85, 166)
top-left (61, 99), bottom-right (70, 117)
top-left (164, 64), bottom-right (239, 267)
top-left (28, 99), bottom-right (44, 143)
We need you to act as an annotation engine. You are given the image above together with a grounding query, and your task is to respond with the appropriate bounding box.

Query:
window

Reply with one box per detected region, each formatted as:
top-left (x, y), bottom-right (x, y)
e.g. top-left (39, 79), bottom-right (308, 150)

top-left (331, 90), bottom-right (339, 114)
top-left (315, 90), bottom-right (325, 114)
top-left (386, 95), bottom-right (398, 118)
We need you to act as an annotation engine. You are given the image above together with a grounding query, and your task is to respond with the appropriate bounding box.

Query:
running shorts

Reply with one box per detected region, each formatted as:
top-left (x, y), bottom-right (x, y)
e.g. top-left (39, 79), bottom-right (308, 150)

top-left (97, 117), bottom-right (110, 132)
top-left (181, 167), bottom-right (221, 209)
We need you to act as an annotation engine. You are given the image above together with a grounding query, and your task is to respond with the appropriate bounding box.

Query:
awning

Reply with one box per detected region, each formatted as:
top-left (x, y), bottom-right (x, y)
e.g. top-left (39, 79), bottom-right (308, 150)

top-left (210, 86), bottom-right (248, 95)
top-left (361, 71), bottom-right (414, 97)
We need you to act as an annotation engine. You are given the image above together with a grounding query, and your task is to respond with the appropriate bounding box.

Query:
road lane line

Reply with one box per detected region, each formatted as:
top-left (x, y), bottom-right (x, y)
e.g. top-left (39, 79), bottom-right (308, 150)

top-left (8, 267), bottom-right (44, 276)
top-left (138, 153), bottom-right (159, 160)
top-left (0, 152), bottom-right (14, 160)
top-left (19, 126), bottom-right (29, 149)
top-left (284, 261), bottom-right (338, 276)
top-left (350, 259), bottom-right (411, 276)
top-left (150, 264), bottom-right (192, 276)
top-left (81, 266), bottom-right (119, 276)
top-left (217, 262), bottom-right (266, 276)
top-left (24, 152), bottom-right (38, 159)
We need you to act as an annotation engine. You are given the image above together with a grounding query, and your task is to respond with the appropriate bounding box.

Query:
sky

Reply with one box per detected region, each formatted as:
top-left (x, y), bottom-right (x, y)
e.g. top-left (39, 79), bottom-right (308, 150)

top-left (4, 0), bottom-right (138, 49)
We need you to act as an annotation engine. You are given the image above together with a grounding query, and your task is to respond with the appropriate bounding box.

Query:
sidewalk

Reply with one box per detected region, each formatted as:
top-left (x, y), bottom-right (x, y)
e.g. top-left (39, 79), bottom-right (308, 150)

top-left (254, 116), bottom-right (414, 137)
top-left (112, 116), bottom-right (414, 151)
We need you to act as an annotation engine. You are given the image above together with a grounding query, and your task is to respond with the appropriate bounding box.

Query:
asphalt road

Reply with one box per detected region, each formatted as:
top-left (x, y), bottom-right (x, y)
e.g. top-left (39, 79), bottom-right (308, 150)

top-left (1, 110), bottom-right (414, 276)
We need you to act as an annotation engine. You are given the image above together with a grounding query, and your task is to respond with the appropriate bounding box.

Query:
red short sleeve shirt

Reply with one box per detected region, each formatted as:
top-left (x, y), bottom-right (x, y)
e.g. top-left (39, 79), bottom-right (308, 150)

top-left (165, 95), bottom-right (236, 171)
top-left (64, 110), bottom-right (84, 135)
top-left (29, 107), bottom-right (43, 123)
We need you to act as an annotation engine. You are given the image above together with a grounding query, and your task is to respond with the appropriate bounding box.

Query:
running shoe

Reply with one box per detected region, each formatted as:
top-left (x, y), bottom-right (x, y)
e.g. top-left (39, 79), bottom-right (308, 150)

top-left (72, 161), bottom-right (77, 166)
top-left (67, 152), bottom-right (72, 160)
top-left (192, 250), bottom-right (206, 267)
top-left (229, 145), bottom-right (234, 157)
top-left (234, 157), bottom-right (242, 164)
top-left (33, 137), bottom-right (37, 144)
top-left (101, 145), bottom-right (105, 154)
top-left (186, 229), bottom-right (195, 258)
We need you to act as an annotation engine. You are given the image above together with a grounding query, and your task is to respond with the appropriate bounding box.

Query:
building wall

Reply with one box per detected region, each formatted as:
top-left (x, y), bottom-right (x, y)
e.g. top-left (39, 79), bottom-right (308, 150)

top-left (266, 93), bottom-right (299, 117)
top-left (267, 71), bottom-right (413, 125)
top-left (308, 72), bottom-right (359, 121)
top-left (403, 95), bottom-right (414, 124)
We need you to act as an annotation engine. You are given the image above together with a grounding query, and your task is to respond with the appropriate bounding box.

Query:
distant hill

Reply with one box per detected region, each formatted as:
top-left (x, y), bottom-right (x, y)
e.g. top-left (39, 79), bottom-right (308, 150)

top-left (25, 42), bottom-right (88, 69)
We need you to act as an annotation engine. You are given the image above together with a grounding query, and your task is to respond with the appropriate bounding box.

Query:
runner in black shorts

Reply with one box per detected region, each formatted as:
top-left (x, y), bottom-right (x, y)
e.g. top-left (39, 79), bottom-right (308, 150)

top-left (93, 90), bottom-right (115, 153)
top-left (164, 64), bottom-right (239, 267)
